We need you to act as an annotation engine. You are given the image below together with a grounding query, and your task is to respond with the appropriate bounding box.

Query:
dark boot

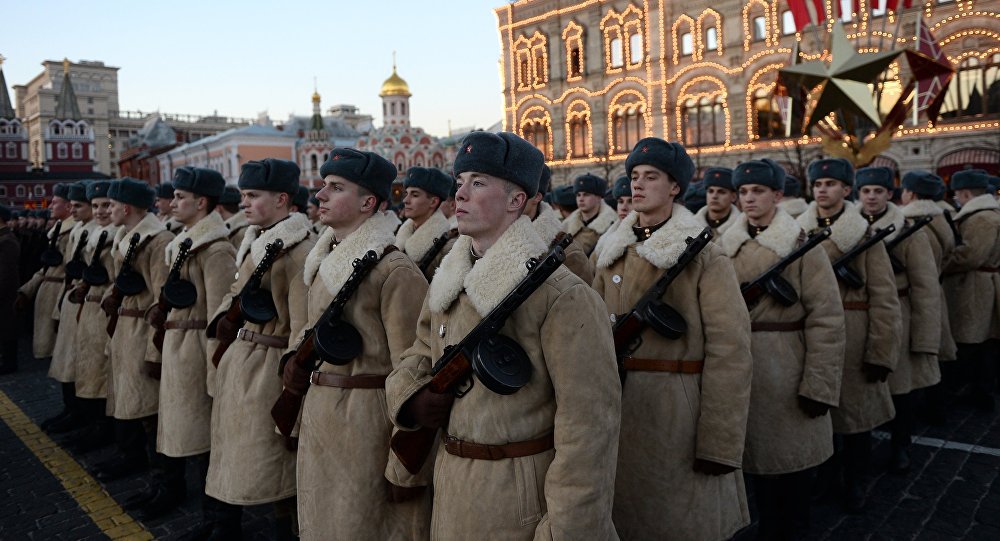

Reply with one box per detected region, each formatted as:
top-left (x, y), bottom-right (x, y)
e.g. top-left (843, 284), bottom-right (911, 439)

top-left (842, 432), bottom-right (871, 514)
top-left (273, 497), bottom-right (298, 541)
top-left (138, 455), bottom-right (187, 521)
top-left (43, 382), bottom-right (81, 432)
top-left (122, 486), bottom-right (160, 511)
top-left (889, 394), bottom-right (913, 474)
top-left (94, 418), bottom-right (149, 482)
top-left (178, 497), bottom-right (242, 541)
top-left (0, 339), bottom-right (17, 374)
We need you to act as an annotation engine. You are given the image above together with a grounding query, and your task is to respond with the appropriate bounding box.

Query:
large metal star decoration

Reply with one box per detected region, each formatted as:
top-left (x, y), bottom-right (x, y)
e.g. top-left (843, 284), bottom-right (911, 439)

top-left (779, 21), bottom-right (903, 128)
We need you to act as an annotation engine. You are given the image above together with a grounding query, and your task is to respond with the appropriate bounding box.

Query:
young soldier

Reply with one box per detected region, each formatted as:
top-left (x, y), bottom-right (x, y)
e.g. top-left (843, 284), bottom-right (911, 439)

top-left (0, 206), bottom-right (19, 374)
top-left (550, 184), bottom-right (577, 219)
top-left (63, 180), bottom-right (119, 453)
top-left (93, 178), bottom-right (174, 482)
top-left (592, 137), bottom-right (752, 540)
top-left (217, 185), bottom-right (249, 250)
top-left (684, 181), bottom-right (707, 213)
top-left (440, 181), bottom-right (457, 226)
top-left (695, 167), bottom-right (742, 238)
top-left (562, 173), bottom-right (618, 256)
top-left (16, 184), bottom-right (73, 364)
top-left (284, 148), bottom-right (431, 540)
top-left (48, 182), bottom-right (98, 433)
top-left (199, 159), bottom-right (314, 539)
top-left (136, 167), bottom-right (236, 520)
top-left (592, 175), bottom-right (633, 260)
top-left (387, 131), bottom-right (621, 540)
top-left (797, 158), bottom-right (900, 512)
top-left (395, 166), bottom-right (454, 281)
top-left (941, 169), bottom-right (1000, 411)
top-left (855, 167), bottom-right (941, 472)
top-left (155, 183), bottom-right (182, 233)
top-left (524, 164), bottom-right (594, 283)
top-left (722, 159), bottom-right (845, 540)
top-left (305, 194), bottom-right (320, 224)
top-left (777, 175), bottom-right (809, 218)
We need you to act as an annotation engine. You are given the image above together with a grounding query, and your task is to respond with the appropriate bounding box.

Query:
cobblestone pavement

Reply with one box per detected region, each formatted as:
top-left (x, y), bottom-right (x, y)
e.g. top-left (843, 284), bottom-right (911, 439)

top-left (2, 334), bottom-right (999, 540)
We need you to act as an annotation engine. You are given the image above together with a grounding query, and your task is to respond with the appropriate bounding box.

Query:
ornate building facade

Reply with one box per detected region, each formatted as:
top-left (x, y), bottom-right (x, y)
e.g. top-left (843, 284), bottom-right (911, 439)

top-left (496, 0), bottom-right (1000, 185)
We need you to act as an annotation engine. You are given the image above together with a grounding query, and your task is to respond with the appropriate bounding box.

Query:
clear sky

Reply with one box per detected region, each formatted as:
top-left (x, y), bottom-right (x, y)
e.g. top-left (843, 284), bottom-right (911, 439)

top-left (1, 0), bottom-right (510, 137)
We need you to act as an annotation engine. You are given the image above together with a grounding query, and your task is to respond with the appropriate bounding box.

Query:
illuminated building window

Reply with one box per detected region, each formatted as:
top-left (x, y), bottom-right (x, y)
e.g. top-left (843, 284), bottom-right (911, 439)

top-left (940, 53), bottom-right (1000, 120)
top-left (609, 93), bottom-right (647, 154)
top-left (672, 15), bottom-right (695, 64)
top-left (520, 107), bottom-right (553, 160)
top-left (565, 100), bottom-right (593, 158)
top-left (753, 17), bottom-right (767, 41)
top-left (753, 88), bottom-right (786, 140)
top-left (706, 28), bottom-right (718, 51)
top-left (743, 0), bottom-right (772, 50)
top-left (682, 33), bottom-right (694, 56)
top-left (677, 78), bottom-right (729, 147)
top-left (695, 9), bottom-right (722, 60)
top-left (514, 32), bottom-right (549, 89)
top-left (563, 21), bottom-right (585, 80)
top-left (629, 31), bottom-right (643, 65)
top-left (610, 35), bottom-right (624, 68)
top-left (782, 10), bottom-right (796, 34)
top-left (602, 5), bottom-right (644, 73)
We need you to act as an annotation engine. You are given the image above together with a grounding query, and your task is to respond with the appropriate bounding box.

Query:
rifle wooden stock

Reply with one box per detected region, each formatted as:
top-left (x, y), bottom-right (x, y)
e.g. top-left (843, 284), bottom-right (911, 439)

top-left (211, 299), bottom-right (244, 368)
top-left (151, 294), bottom-right (169, 352)
top-left (104, 288), bottom-right (123, 337)
top-left (270, 331), bottom-right (318, 438)
top-left (611, 313), bottom-right (645, 357)
top-left (885, 215), bottom-right (933, 274)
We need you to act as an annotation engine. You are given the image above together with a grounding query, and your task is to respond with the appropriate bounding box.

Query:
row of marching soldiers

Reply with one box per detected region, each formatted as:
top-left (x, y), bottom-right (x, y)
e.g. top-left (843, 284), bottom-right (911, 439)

top-left (10, 128), bottom-right (999, 541)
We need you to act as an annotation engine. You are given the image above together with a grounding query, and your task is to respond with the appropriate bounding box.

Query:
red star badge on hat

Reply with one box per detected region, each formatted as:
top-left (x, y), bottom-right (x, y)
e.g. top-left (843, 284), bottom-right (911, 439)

top-left (465, 145), bottom-right (473, 153)
top-left (822, 164), bottom-right (828, 170)
top-left (641, 146), bottom-right (649, 152)
top-left (333, 154), bottom-right (341, 160)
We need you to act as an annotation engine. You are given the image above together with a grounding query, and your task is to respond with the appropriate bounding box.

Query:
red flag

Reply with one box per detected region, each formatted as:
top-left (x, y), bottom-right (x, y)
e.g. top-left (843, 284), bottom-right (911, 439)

top-left (788, 0), bottom-right (828, 31)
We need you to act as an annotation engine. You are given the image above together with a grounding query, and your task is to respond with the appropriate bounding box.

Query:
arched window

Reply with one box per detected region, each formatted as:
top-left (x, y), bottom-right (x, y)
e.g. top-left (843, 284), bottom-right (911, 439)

top-left (609, 93), bottom-right (647, 154)
top-left (940, 53), bottom-right (1000, 119)
top-left (681, 33), bottom-right (693, 56)
top-left (753, 17), bottom-right (767, 41)
top-left (752, 88), bottom-right (785, 140)
top-left (672, 15), bottom-right (695, 64)
top-left (72, 142), bottom-right (82, 159)
top-left (695, 10), bottom-right (722, 60)
top-left (391, 102), bottom-right (397, 115)
top-left (628, 29), bottom-right (643, 65)
top-left (310, 154), bottom-right (318, 173)
top-left (34, 185), bottom-right (45, 197)
top-left (5, 142), bottom-right (16, 158)
top-left (603, 6), bottom-right (644, 71)
top-left (514, 32), bottom-right (548, 88)
top-left (742, 0), bottom-right (772, 49)
top-left (563, 22), bottom-right (585, 80)
top-left (781, 10), bottom-right (796, 34)
top-left (401, 102), bottom-right (406, 115)
top-left (565, 101), bottom-right (593, 158)
top-left (677, 79), bottom-right (729, 147)
top-left (521, 107), bottom-right (553, 160)
top-left (16, 185), bottom-right (27, 198)
top-left (518, 55), bottom-right (531, 88)
top-left (705, 28), bottom-right (718, 51)
top-left (57, 143), bottom-right (68, 159)
top-left (610, 36), bottom-right (624, 68)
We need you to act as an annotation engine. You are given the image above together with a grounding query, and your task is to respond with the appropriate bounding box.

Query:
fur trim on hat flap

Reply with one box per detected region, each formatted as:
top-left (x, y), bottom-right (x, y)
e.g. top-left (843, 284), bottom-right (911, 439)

top-left (562, 201), bottom-right (618, 236)
top-left (236, 211), bottom-right (312, 267)
top-left (900, 199), bottom-right (944, 218)
top-left (954, 193), bottom-right (1000, 221)
top-left (854, 202), bottom-right (904, 242)
top-left (165, 211), bottom-right (229, 265)
top-left (721, 208), bottom-right (802, 258)
top-left (797, 201), bottom-right (868, 253)
top-left (224, 212), bottom-right (248, 236)
top-left (303, 209), bottom-right (398, 297)
top-left (115, 212), bottom-right (167, 257)
top-left (428, 215), bottom-right (547, 317)
top-left (531, 202), bottom-right (563, 244)
top-left (394, 209), bottom-right (451, 262)
top-left (695, 204), bottom-right (743, 236)
top-left (596, 204), bottom-right (704, 270)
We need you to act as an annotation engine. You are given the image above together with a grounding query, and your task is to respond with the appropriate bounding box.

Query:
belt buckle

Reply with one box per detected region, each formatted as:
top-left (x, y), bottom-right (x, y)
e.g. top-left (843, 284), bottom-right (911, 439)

top-left (444, 434), bottom-right (459, 455)
top-left (236, 327), bottom-right (248, 341)
top-left (309, 371), bottom-right (321, 385)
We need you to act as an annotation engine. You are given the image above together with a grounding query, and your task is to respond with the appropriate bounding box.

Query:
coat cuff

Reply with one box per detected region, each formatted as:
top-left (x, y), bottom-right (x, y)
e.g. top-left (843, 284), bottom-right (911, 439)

top-left (386, 371), bottom-right (432, 430)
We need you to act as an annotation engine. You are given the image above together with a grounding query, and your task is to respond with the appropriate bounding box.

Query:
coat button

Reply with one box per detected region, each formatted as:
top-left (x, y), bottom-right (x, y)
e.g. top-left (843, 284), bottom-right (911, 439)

top-left (612, 274), bottom-right (622, 284)
top-left (610, 314), bottom-right (617, 323)
top-left (438, 324), bottom-right (446, 338)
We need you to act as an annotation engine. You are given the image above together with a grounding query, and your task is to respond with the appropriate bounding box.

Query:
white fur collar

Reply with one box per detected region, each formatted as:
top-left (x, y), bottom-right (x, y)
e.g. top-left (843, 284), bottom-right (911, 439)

top-left (395, 209), bottom-right (451, 261)
top-left (447, 215), bottom-right (458, 230)
top-left (224, 212), bottom-right (248, 237)
top-left (531, 202), bottom-right (563, 244)
top-left (777, 198), bottom-right (809, 218)
top-left (563, 202), bottom-right (618, 236)
top-left (855, 202), bottom-right (904, 241)
top-left (303, 210), bottom-right (398, 298)
top-left (164, 211), bottom-right (229, 265)
top-left (955, 193), bottom-right (1000, 221)
top-left (695, 205), bottom-right (743, 236)
top-left (591, 222), bottom-right (620, 260)
top-left (721, 208), bottom-right (802, 258)
top-left (115, 212), bottom-right (167, 257)
top-left (901, 199), bottom-right (944, 218)
top-left (797, 201), bottom-right (868, 252)
top-left (596, 204), bottom-right (704, 270)
top-left (49, 217), bottom-right (74, 241)
top-left (428, 215), bottom-right (547, 317)
top-left (86, 223), bottom-right (118, 253)
top-left (236, 212), bottom-right (312, 267)
top-left (69, 219), bottom-right (97, 249)
top-left (936, 200), bottom-right (956, 215)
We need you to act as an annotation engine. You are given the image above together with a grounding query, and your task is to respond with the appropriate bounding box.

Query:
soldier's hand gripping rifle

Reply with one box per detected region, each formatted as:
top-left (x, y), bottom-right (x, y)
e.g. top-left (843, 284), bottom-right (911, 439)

top-left (270, 250), bottom-right (382, 439)
top-left (740, 227), bottom-right (831, 308)
top-left (418, 232), bottom-right (453, 275)
top-left (74, 230), bottom-right (110, 321)
top-left (39, 220), bottom-right (64, 270)
top-left (389, 234), bottom-right (571, 475)
top-left (831, 224), bottom-right (896, 289)
top-left (612, 227), bottom-right (713, 385)
top-left (885, 215), bottom-right (933, 273)
top-left (152, 238), bottom-right (195, 352)
top-left (59, 230), bottom-right (89, 311)
top-left (104, 233), bottom-right (146, 337)
top-left (210, 239), bottom-right (284, 367)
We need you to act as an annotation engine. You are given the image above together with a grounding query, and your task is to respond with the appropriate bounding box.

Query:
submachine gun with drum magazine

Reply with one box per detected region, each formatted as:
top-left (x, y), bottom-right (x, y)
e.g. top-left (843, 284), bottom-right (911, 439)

top-left (152, 238), bottom-right (195, 351)
top-left (59, 230), bottom-right (89, 311)
top-left (103, 233), bottom-right (147, 337)
top-left (740, 227), bottom-right (831, 308)
top-left (612, 227), bottom-right (713, 386)
top-left (831, 225), bottom-right (896, 289)
top-left (389, 234), bottom-right (572, 475)
top-left (72, 230), bottom-right (110, 320)
top-left (270, 249), bottom-right (383, 443)
top-left (211, 239), bottom-right (284, 367)
top-left (884, 215), bottom-right (933, 273)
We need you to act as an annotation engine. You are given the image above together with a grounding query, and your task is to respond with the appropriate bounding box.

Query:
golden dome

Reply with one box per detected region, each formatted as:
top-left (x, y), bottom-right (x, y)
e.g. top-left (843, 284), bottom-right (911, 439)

top-left (379, 66), bottom-right (411, 97)
top-left (312, 90), bottom-right (321, 103)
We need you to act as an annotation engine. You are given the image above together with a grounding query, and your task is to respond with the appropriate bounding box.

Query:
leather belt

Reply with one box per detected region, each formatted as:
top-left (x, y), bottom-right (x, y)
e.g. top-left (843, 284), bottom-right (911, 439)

top-left (164, 319), bottom-right (208, 330)
top-left (309, 372), bottom-right (387, 389)
top-left (979, 266), bottom-right (999, 273)
top-left (118, 307), bottom-right (146, 318)
top-left (897, 287), bottom-right (910, 298)
top-left (442, 432), bottom-right (554, 461)
top-left (751, 320), bottom-right (805, 332)
top-left (236, 328), bottom-right (289, 349)
top-left (622, 357), bottom-right (704, 374)
top-left (842, 301), bottom-right (870, 311)
top-left (85, 294), bottom-right (103, 303)
top-left (44, 276), bottom-right (64, 283)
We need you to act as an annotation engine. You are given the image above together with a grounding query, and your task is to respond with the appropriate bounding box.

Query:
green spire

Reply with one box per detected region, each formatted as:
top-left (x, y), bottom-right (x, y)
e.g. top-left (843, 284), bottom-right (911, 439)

top-left (54, 58), bottom-right (82, 120)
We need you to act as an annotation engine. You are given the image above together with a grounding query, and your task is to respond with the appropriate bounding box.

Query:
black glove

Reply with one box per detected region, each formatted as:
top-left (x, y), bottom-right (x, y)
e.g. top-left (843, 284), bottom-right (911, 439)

top-left (146, 304), bottom-right (167, 328)
top-left (693, 459), bottom-right (737, 476)
top-left (214, 316), bottom-right (240, 343)
top-left (400, 387), bottom-right (455, 429)
top-left (281, 353), bottom-right (311, 396)
top-left (798, 396), bottom-right (831, 418)
top-left (100, 295), bottom-right (120, 317)
top-left (862, 362), bottom-right (891, 383)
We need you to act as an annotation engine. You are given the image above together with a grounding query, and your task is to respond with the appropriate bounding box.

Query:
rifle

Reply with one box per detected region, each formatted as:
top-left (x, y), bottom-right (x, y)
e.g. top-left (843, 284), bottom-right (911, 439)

top-left (210, 239), bottom-right (284, 367)
top-left (152, 238), bottom-right (195, 352)
top-left (74, 230), bottom-right (110, 322)
top-left (943, 209), bottom-right (962, 246)
top-left (418, 231), bottom-right (453, 275)
top-left (612, 227), bottom-right (713, 384)
top-left (831, 224), bottom-right (896, 289)
top-left (885, 215), bottom-right (933, 273)
top-left (270, 249), bottom-right (382, 439)
top-left (389, 235), bottom-right (571, 475)
top-left (740, 227), bottom-right (831, 308)
top-left (105, 233), bottom-right (144, 337)
top-left (59, 230), bottom-right (89, 311)
top-left (39, 221), bottom-right (64, 270)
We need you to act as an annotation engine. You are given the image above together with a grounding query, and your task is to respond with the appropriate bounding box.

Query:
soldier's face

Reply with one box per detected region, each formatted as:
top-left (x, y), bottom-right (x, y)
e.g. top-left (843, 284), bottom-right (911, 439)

top-left (71, 201), bottom-right (93, 222)
top-left (92, 197), bottom-right (113, 226)
top-left (49, 197), bottom-right (71, 220)
top-left (156, 197), bottom-right (172, 216)
top-left (900, 189), bottom-right (916, 205)
top-left (576, 192), bottom-right (602, 215)
top-left (109, 200), bottom-right (128, 226)
top-left (630, 165), bottom-right (680, 215)
top-left (859, 185), bottom-right (890, 215)
top-left (454, 171), bottom-right (525, 239)
top-left (440, 197), bottom-right (456, 219)
top-left (812, 178), bottom-right (850, 210)
top-left (240, 189), bottom-right (288, 227)
top-left (616, 196), bottom-right (632, 220)
top-left (705, 186), bottom-right (735, 213)
top-left (315, 175), bottom-right (377, 228)
top-left (306, 202), bottom-right (320, 221)
top-left (739, 184), bottom-right (781, 222)
top-left (402, 187), bottom-right (438, 222)
top-left (171, 189), bottom-right (206, 227)
top-left (953, 189), bottom-right (976, 206)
